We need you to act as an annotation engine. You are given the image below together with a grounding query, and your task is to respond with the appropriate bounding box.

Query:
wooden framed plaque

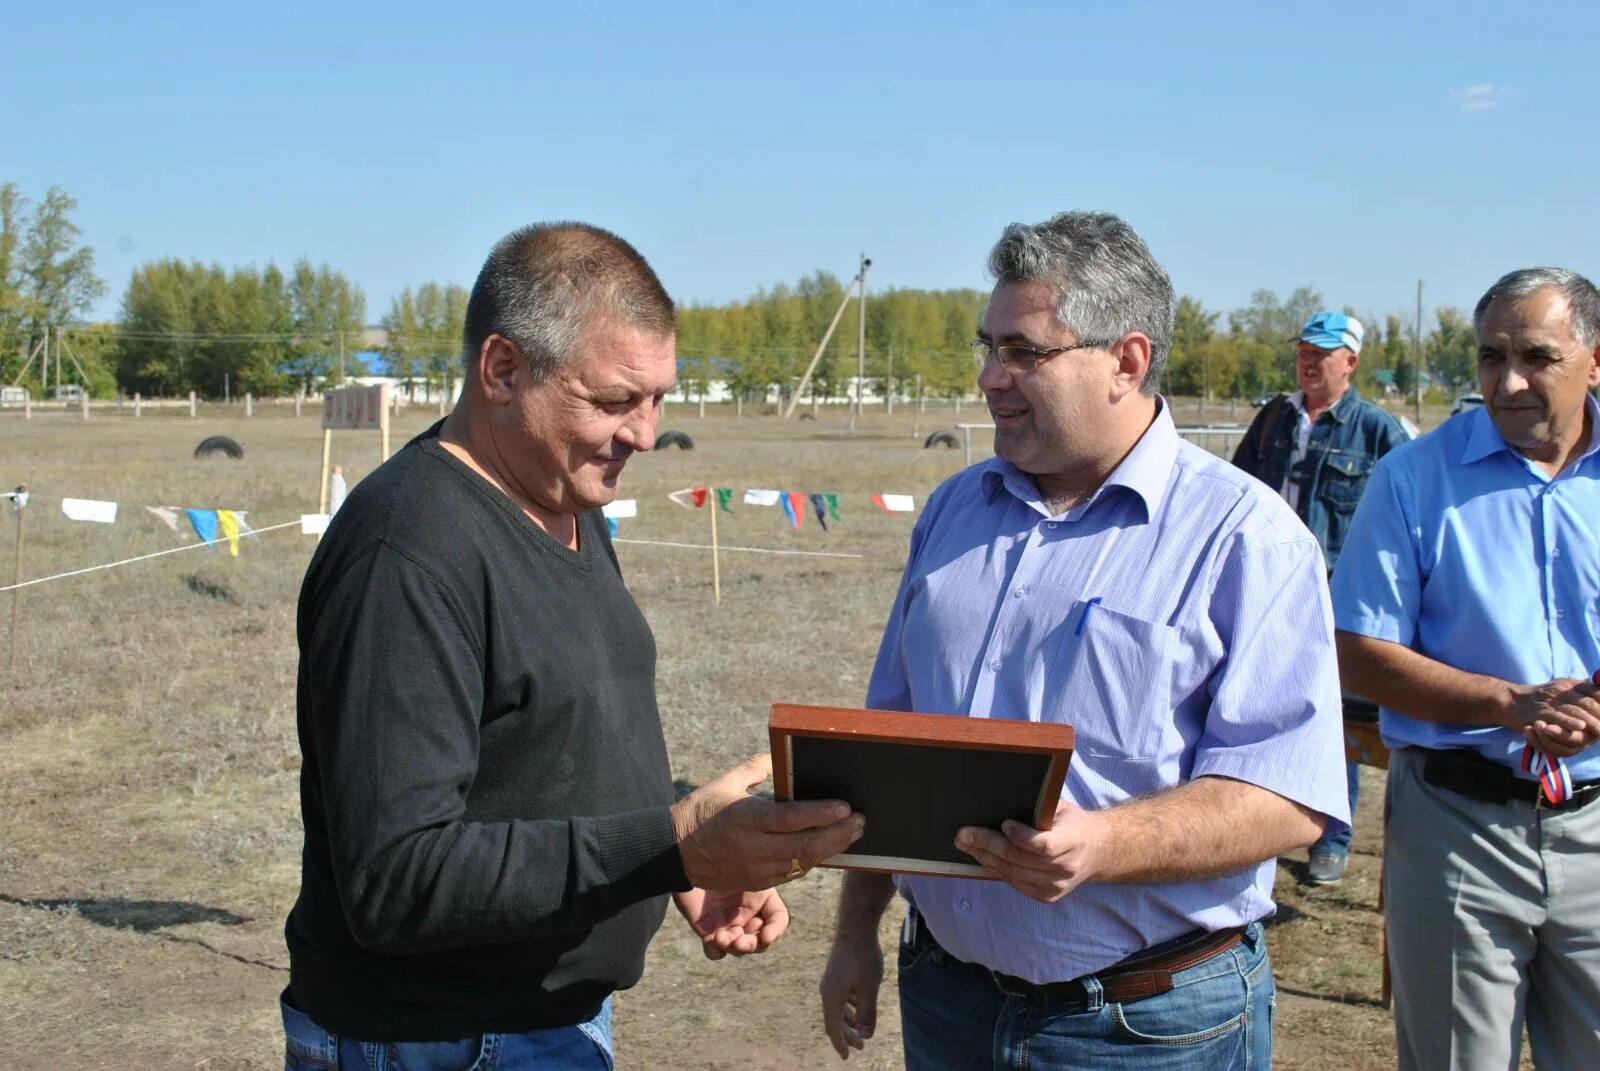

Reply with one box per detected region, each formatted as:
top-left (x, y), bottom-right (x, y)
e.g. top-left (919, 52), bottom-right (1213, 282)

top-left (769, 703), bottom-right (1075, 878)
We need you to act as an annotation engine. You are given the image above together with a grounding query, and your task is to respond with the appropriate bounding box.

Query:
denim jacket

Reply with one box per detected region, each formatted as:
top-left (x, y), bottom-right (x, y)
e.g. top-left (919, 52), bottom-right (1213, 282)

top-left (1232, 387), bottom-right (1409, 572)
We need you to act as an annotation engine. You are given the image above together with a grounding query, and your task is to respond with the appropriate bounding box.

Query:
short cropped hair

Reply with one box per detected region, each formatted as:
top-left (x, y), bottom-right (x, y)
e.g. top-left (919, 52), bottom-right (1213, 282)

top-left (1473, 267), bottom-right (1600, 349)
top-left (462, 222), bottom-right (675, 381)
top-left (987, 211), bottom-right (1175, 394)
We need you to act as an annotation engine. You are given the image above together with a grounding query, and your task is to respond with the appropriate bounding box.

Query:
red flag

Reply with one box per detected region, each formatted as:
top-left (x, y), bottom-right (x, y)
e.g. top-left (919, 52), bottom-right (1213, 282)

top-left (668, 487), bottom-right (709, 509)
top-left (781, 491), bottom-right (805, 528)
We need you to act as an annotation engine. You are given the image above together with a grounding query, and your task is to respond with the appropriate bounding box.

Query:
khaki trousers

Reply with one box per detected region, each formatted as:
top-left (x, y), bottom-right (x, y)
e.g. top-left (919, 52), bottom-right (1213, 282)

top-left (1385, 747), bottom-right (1600, 1071)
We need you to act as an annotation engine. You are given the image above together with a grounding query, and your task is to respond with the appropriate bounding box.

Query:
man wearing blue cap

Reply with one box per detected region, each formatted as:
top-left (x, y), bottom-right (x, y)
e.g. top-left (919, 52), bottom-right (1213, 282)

top-left (1232, 310), bottom-right (1408, 884)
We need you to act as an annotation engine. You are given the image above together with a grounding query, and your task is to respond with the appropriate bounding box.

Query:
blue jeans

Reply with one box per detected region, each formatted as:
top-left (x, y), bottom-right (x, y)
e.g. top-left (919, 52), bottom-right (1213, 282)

top-left (1312, 761), bottom-right (1360, 855)
top-left (281, 991), bottom-right (613, 1070)
top-left (898, 922), bottom-right (1274, 1070)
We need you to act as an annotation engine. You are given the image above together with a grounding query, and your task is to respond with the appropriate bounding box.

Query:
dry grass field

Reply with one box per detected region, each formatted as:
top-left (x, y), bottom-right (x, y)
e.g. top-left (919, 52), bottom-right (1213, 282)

top-left (0, 396), bottom-right (1442, 1069)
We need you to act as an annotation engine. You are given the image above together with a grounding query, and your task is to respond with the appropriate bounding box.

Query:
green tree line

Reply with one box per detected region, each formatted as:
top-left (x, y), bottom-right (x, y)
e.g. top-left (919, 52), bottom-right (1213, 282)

top-left (3, 182), bottom-right (1487, 402)
top-left (0, 183), bottom-right (110, 394)
top-left (681, 277), bottom-right (1482, 405)
top-left (382, 282), bottom-right (470, 401)
top-left (117, 258), bottom-right (367, 397)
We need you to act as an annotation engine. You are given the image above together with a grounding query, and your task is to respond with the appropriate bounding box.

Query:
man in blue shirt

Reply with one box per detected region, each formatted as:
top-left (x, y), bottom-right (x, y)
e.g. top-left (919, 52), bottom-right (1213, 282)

top-left (1232, 311), bottom-right (1410, 884)
top-left (818, 212), bottom-right (1350, 1070)
top-left (1333, 267), bottom-right (1600, 1070)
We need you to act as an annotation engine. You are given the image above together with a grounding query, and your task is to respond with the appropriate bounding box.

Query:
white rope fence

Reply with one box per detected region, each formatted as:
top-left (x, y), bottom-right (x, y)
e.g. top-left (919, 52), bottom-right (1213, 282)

top-left (0, 525), bottom-right (866, 595)
top-left (0, 520), bottom-right (303, 593)
top-left (614, 538), bottom-right (863, 559)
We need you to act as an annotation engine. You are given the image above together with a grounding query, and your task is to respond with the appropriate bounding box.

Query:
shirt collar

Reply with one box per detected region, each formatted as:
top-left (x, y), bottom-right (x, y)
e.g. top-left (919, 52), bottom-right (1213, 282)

top-left (1329, 386), bottom-right (1360, 422)
top-left (979, 396), bottom-right (1178, 520)
top-left (1461, 394), bottom-right (1600, 468)
top-left (1287, 386), bottom-right (1358, 422)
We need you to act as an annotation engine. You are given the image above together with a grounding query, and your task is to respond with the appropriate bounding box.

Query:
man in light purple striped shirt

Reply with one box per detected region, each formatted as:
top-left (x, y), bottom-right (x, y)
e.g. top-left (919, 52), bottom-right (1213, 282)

top-left (818, 212), bottom-right (1350, 1070)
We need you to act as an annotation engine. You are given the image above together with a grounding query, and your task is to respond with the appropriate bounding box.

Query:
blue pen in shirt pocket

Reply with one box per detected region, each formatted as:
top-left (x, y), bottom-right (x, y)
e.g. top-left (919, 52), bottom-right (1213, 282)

top-left (1053, 595), bottom-right (1173, 761)
top-left (1074, 596), bottom-right (1103, 635)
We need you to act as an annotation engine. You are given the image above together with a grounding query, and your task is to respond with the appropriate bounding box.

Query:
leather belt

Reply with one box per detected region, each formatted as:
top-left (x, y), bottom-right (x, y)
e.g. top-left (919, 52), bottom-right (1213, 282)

top-left (1420, 747), bottom-right (1600, 812)
top-left (913, 916), bottom-right (1245, 1006)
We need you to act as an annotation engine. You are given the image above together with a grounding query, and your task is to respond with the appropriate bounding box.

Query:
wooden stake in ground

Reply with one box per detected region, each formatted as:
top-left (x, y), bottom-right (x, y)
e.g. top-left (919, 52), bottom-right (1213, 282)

top-left (8, 484), bottom-right (26, 673)
top-left (709, 493), bottom-right (722, 605)
top-left (379, 383), bottom-right (392, 462)
top-left (318, 429), bottom-right (333, 516)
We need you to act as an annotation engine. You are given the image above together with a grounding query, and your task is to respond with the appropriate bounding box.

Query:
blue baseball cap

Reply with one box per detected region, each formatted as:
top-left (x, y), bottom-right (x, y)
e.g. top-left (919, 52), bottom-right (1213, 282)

top-left (1297, 311), bottom-right (1364, 354)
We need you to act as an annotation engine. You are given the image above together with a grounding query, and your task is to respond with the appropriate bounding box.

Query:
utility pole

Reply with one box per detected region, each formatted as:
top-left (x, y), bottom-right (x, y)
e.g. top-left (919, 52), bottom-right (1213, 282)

top-left (850, 253), bottom-right (869, 432)
top-left (885, 344), bottom-right (894, 414)
top-left (10, 332), bottom-right (46, 388)
top-left (57, 332), bottom-right (91, 385)
top-left (339, 332), bottom-right (346, 383)
top-left (1414, 280), bottom-right (1424, 424)
top-left (784, 255), bottom-right (871, 419)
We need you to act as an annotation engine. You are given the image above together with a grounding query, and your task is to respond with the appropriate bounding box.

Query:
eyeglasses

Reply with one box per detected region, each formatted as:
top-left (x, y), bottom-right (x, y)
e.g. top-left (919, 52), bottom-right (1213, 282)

top-left (970, 337), bottom-right (1114, 373)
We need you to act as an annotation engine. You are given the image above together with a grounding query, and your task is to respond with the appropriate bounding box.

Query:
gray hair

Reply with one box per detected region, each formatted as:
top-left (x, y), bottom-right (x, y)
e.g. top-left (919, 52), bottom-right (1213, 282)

top-left (462, 222), bottom-right (675, 381)
top-left (1473, 267), bottom-right (1600, 348)
top-left (987, 211), bottom-right (1174, 394)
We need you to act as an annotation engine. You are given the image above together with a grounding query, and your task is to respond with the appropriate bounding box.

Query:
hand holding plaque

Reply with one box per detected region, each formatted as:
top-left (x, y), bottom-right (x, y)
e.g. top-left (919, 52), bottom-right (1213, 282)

top-left (670, 753), bottom-right (865, 890)
top-left (769, 704), bottom-right (1075, 878)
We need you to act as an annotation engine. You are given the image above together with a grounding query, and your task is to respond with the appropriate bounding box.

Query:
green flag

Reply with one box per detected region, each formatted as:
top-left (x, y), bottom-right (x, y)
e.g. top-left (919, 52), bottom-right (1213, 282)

top-left (715, 487), bottom-right (734, 513)
top-left (824, 493), bottom-right (841, 522)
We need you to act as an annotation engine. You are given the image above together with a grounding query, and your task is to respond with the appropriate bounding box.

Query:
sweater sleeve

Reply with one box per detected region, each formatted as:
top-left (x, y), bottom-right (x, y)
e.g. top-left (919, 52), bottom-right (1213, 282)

top-left (302, 541), bottom-right (688, 955)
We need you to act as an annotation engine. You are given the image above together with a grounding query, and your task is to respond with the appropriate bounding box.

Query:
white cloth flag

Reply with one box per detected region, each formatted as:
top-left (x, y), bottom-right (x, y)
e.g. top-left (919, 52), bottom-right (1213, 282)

top-left (601, 499), bottom-right (637, 519)
top-left (145, 505), bottom-right (189, 538)
top-left (61, 497), bottom-right (118, 524)
top-left (873, 494), bottom-right (916, 513)
top-left (743, 489), bottom-right (781, 506)
top-left (301, 514), bottom-right (331, 535)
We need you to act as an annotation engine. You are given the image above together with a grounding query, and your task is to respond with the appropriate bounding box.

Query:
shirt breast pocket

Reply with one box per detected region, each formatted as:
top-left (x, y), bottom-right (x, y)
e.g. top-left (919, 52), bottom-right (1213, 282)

top-left (1318, 452), bottom-right (1372, 512)
top-left (1046, 603), bottom-right (1178, 761)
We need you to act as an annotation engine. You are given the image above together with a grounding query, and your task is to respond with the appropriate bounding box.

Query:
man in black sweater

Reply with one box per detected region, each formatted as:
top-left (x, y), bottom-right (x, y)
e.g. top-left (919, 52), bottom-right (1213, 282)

top-left (283, 222), bottom-right (863, 1069)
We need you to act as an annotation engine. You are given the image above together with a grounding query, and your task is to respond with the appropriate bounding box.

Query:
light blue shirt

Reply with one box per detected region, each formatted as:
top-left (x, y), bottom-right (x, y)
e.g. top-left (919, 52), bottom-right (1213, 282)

top-left (870, 400), bottom-right (1349, 983)
top-left (1331, 399), bottom-right (1600, 781)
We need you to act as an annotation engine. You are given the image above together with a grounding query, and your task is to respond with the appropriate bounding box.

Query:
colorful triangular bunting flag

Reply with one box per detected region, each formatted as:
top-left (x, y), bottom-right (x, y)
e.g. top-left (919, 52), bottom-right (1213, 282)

top-left (668, 487), bottom-right (709, 509)
top-left (185, 509), bottom-right (219, 546)
top-left (780, 492), bottom-right (804, 529)
top-left (217, 510), bottom-right (242, 557)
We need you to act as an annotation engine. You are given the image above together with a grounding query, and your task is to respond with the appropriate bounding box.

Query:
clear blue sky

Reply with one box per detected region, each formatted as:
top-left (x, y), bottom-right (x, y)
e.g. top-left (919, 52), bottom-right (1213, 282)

top-left (4, 1), bottom-right (1596, 328)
